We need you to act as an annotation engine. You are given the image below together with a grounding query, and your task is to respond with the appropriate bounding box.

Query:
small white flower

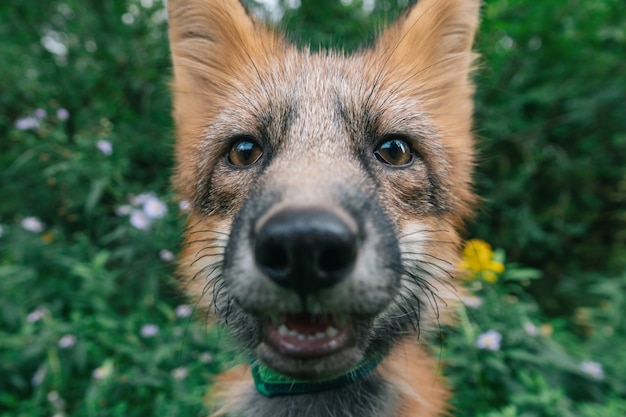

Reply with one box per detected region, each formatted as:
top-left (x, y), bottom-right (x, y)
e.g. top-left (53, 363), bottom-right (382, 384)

top-left (47, 391), bottom-right (60, 403)
top-left (96, 140), bottom-right (113, 156)
top-left (130, 210), bottom-right (151, 230)
top-left (47, 391), bottom-right (65, 409)
top-left (143, 196), bottom-right (168, 219)
top-left (26, 307), bottom-right (46, 323)
top-left (199, 352), bottom-right (213, 364)
top-left (122, 13), bottom-right (135, 25)
top-left (31, 365), bottom-right (48, 386)
top-left (159, 249), bottom-right (176, 263)
top-left (34, 108), bottom-right (47, 119)
top-left (140, 323), bottom-right (159, 338)
top-left (171, 367), bottom-right (189, 380)
top-left (175, 304), bottom-right (192, 318)
top-left (476, 330), bottom-right (502, 351)
top-left (0, 225), bottom-right (4, 238)
top-left (58, 334), bottom-right (76, 349)
top-left (92, 362), bottom-right (112, 380)
top-left (21, 216), bottom-right (45, 233)
top-left (580, 360), bottom-right (604, 380)
top-left (523, 322), bottom-right (538, 336)
top-left (56, 108), bottom-right (70, 120)
top-left (461, 295), bottom-right (483, 309)
top-left (130, 192), bottom-right (154, 206)
top-left (179, 200), bottom-right (191, 212)
top-left (15, 116), bottom-right (40, 130)
top-left (115, 204), bottom-right (132, 216)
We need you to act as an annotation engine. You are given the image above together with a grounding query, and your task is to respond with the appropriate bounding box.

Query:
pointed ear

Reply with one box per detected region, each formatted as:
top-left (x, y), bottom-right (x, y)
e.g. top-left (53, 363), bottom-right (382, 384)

top-left (374, 0), bottom-right (480, 107)
top-left (168, 0), bottom-right (282, 108)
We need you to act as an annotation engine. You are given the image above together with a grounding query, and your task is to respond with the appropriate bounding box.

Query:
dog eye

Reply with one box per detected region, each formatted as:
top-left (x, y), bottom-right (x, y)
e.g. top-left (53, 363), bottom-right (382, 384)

top-left (227, 138), bottom-right (263, 167)
top-left (374, 137), bottom-right (413, 166)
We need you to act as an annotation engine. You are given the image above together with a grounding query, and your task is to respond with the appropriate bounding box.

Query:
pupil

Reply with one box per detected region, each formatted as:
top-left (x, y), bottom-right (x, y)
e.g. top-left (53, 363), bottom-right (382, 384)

top-left (384, 140), bottom-right (403, 161)
top-left (237, 141), bottom-right (255, 162)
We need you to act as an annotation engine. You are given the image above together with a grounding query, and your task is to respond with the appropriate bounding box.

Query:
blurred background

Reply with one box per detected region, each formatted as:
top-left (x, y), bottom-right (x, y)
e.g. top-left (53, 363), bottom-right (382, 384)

top-left (1, 0), bottom-right (624, 416)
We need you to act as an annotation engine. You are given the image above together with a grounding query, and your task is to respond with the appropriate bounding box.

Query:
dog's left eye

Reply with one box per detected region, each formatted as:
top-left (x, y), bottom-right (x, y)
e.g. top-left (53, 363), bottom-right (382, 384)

top-left (227, 138), bottom-right (263, 167)
top-left (374, 137), bottom-right (414, 167)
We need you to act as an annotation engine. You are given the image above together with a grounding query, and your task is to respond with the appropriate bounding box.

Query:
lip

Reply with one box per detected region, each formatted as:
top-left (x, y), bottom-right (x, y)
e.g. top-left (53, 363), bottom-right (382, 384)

top-left (264, 313), bottom-right (355, 359)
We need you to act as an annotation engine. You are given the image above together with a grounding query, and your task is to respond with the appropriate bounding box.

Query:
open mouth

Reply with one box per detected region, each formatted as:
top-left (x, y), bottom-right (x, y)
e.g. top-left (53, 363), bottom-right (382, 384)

top-left (264, 313), bottom-right (355, 359)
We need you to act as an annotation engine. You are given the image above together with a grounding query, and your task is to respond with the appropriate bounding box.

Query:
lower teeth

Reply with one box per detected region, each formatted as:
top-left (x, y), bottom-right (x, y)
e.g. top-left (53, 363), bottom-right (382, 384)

top-left (277, 324), bottom-right (339, 340)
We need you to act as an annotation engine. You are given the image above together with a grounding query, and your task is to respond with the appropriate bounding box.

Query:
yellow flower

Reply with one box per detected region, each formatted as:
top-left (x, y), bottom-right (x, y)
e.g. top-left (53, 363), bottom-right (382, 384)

top-left (42, 232), bottom-right (55, 244)
top-left (460, 239), bottom-right (505, 282)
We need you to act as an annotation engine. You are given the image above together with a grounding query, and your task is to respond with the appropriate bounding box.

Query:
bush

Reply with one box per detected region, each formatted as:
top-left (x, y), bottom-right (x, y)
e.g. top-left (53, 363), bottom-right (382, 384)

top-left (445, 240), bottom-right (626, 417)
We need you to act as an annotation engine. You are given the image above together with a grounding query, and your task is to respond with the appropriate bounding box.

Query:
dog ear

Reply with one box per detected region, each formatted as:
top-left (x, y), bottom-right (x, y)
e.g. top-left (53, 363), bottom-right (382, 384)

top-left (168, 0), bottom-right (283, 107)
top-left (374, 0), bottom-right (480, 110)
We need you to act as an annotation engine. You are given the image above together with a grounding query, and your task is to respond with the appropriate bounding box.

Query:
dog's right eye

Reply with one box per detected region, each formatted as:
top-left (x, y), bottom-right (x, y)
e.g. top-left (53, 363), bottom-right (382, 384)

top-left (227, 138), bottom-right (263, 167)
top-left (374, 137), bottom-right (414, 167)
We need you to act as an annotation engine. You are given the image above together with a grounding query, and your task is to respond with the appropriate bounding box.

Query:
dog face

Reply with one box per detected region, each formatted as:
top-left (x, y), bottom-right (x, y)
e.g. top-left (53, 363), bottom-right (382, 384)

top-left (168, 0), bottom-right (479, 380)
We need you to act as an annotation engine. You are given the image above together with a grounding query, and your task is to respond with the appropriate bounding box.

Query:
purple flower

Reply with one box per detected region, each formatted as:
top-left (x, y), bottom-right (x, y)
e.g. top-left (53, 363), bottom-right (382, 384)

top-left (159, 249), bottom-right (176, 263)
top-left (115, 205), bottom-right (132, 216)
top-left (96, 140), bottom-right (113, 155)
top-left (142, 196), bottom-right (168, 219)
top-left (21, 217), bottom-right (45, 233)
top-left (179, 200), bottom-right (191, 212)
top-left (130, 210), bottom-right (151, 230)
top-left (31, 365), bottom-right (48, 386)
top-left (34, 108), bottom-right (47, 119)
top-left (175, 304), bottom-right (192, 318)
top-left (58, 334), bottom-right (77, 349)
top-left (140, 324), bottom-right (159, 338)
top-left (15, 116), bottom-right (40, 131)
top-left (26, 307), bottom-right (46, 323)
top-left (580, 361), bottom-right (604, 380)
top-left (56, 108), bottom-right (70, 120)
top-left (523, 322), bottom-right (539, 336)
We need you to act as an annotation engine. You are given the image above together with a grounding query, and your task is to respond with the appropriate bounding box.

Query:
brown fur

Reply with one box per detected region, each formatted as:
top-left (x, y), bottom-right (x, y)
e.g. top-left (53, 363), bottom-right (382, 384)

top-left (210, 340), bottom-right (450, 417)
top-left (168, 0), bottom-right (480, 415)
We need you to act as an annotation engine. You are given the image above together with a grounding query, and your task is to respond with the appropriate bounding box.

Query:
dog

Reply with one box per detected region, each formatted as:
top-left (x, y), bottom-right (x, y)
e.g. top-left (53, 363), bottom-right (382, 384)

top-left (168, 0), bottom-right (480, 415)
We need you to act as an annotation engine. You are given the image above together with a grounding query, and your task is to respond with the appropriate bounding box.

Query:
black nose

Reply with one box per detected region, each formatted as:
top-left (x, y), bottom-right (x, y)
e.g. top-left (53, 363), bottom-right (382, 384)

top-left (253, 208), bottom-right (358, 294)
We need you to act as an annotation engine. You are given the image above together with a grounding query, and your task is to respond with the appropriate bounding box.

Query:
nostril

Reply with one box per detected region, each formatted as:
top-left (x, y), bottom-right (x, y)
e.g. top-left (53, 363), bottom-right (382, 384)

top-left (317, 242), bottom-right (357, 278)
top-left (255, 240), bottom-right (290, 280)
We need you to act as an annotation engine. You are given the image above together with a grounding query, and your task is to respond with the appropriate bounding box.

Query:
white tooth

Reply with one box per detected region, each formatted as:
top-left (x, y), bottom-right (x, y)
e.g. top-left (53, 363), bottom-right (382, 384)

top-left (307, 335), bottom-right (317, 341)
top-left (297, 333), bottom-right (306, 341)
top-left (315, 332), bottom-right (326, 339)
top-left (278, 324), bottom-right (289, 336)
top-left (288, 329), bottom-right (299, 337)
top-left (326, 326), bottom-right (339, 337)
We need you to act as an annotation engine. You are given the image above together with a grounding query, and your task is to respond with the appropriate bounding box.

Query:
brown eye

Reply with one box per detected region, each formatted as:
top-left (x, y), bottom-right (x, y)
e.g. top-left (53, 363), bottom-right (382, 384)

top-left (227, 138), bottom-right (263, 167)
top-left (374, 137), bottom-right (413, 166)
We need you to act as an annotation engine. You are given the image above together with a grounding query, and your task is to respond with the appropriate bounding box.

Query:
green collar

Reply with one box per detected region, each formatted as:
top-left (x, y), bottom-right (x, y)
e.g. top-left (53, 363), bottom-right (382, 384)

top-left (250, 355), bottom-right (383, 397)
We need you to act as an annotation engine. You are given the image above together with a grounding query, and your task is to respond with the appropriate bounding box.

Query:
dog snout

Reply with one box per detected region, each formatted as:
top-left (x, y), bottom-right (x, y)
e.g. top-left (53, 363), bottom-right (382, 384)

top-left (253, 208), bottom-right (358, 294)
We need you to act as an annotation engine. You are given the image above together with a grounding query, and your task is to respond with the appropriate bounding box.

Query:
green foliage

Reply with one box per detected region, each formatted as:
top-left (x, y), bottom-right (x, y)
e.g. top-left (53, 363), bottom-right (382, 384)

top-left (1, 0), bottom-right (624, 416)
top-left (444, 254), bottom-right (626, 417)
top-left (472, 0), bottom-right (626, 285)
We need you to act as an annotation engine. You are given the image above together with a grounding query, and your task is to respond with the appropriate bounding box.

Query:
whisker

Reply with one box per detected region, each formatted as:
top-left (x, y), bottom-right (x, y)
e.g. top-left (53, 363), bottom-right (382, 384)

top-left (400, 251), bottom-right (454, 267)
